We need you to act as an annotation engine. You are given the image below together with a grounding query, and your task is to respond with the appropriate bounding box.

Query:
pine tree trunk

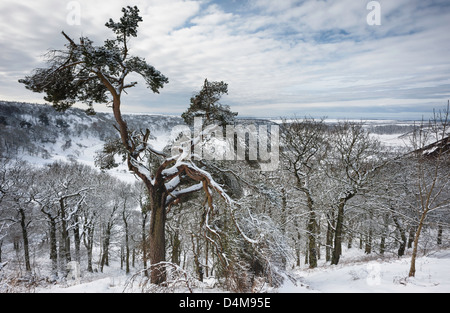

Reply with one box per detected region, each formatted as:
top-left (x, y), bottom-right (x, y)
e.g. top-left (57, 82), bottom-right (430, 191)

top-left (111, 95), bottom-right (168, 284)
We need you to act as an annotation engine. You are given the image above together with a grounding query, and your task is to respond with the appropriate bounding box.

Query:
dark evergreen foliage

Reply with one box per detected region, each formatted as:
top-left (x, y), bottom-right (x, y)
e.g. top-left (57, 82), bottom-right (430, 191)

top-left (182, 79), bottom-right (237, 127)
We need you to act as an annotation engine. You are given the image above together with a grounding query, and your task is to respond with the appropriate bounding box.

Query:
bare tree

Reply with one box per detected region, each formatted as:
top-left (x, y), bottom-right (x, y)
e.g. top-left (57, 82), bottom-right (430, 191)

top-left (327, 122), bottom-right (386, 265)
top-left (408, 103), bottom-right (450, 277)
top-left (31, 162), bottom-right (92, 278)
top-left (280, 117), bottom-right (327, 268)
top-left (0, 161), bottom-right (37, 275)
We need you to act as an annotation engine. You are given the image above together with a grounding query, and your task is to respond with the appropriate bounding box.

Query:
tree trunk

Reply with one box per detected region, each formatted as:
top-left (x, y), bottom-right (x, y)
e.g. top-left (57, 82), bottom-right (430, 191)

top-left (392, 214), bottom-right (407, 257)
top-left (172, 231), bottom-right (181, 266)
top-left (48, 218), bottom-right (58, 279)
top-left (100, 222), bottom-right (112, 272)
top-left (73, 214), bottom-right (81, 263)
top-left (122, 208), bottom-right (130, 274)
top-left (191, 234), bottom-right (203, 282)
top-left (407, 226), bottom-right (415, 249)
top-left (293, 217), bottom-right (302, 267)
top-left (379, 213), bottom-right (389, 255)
top-left (19, 208), bottom-right (32, 273)
top-left (437, 225), bottom-right (443, 245)
top-left (120, 246), bottom-right (124, 270)
top-left (141, 211), bottom-right (149, 277)
top-left (111, 95), bottom-right (168, 284)
top-left (409, 210), bottom-right (427, 277)
top-left (365, 232), bottom-right (372, 254)
top-left (347, 225), bottom-right (353, 249)
top-left (331, 200), bottom-right (345, 265)
top-left (307, 197), bottom-right (318, 268)
top-left (325, 212), bottom-right (334, 262)
top-left (149, 185), bottom-right (167, 285)
top-left (59, 199), bottom-right (71, 264)
top-left (365, 210), bottom-right (373, 254)
top-left (85, 226), bottom-right (94, 273)
top-left (379, 235), bottom-right (386, 255)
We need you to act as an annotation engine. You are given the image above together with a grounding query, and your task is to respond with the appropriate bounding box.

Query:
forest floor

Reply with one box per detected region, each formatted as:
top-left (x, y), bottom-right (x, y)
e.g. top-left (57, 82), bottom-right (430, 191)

top-left (26, 247), bottom-right (450, 293)
top-left (280, 247), bottom-right (450, 293)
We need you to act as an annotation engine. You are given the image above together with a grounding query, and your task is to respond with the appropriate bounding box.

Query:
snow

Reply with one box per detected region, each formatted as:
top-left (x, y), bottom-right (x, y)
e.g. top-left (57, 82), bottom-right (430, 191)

top-left (279, 248), bottom-right (450, 293)
top-left (30, 248), bottom-right (450, 293)
top-left (3, 104), bottom-right (448, 294)
top-left (35, 263), bottom-right (130, 293)
top-left (20, 134), bottom-right (139, 184)
top-left (371, 133), bottom-right (409, 148)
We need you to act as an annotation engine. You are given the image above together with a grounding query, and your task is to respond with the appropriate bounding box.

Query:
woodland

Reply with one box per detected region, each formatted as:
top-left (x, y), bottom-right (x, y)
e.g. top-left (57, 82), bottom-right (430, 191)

top-left (1, 6), bottom-right (449, 293)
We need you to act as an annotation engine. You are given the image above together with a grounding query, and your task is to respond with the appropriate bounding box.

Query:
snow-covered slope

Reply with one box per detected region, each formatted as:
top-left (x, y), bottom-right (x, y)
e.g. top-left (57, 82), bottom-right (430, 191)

top-left (34, 248), bottom-right (450, 293)
top-left (281, 248), bottom-right (450, 293)
top-left (0, 100), bottom-right (183, 182)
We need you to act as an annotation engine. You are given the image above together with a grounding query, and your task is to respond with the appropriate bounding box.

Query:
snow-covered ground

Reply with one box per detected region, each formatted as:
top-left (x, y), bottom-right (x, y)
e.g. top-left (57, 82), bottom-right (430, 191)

top-left (280, 249), bottom-right (450, 293)
top-left (32, 248), bottom-right (450, 293)
top-left (19, 129), bottom-right (173, 184)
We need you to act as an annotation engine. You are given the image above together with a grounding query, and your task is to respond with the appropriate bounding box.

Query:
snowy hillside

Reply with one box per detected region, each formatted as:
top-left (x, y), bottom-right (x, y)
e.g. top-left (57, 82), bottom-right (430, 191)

top-left (0, 100), bottom-right (183, 182)
top-left (281, 248), bottom-right (450, 293)
top-left (32, 247), bottom-right (450, 293)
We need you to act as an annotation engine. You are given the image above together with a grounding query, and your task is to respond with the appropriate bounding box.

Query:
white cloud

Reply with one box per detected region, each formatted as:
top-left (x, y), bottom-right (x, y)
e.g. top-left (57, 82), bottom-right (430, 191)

top-left (1, 0), bottom-right (449, 119)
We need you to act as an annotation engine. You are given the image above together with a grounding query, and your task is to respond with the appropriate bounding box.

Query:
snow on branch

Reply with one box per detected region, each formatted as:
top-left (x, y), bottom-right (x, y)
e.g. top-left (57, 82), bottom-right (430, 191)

top-left (124, 262), bottom-right (201, 293)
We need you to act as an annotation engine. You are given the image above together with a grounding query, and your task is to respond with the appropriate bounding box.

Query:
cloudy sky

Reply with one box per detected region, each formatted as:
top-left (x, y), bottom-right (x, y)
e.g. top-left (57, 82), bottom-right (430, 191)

top-left (1, 0), bottom-right (449, 119)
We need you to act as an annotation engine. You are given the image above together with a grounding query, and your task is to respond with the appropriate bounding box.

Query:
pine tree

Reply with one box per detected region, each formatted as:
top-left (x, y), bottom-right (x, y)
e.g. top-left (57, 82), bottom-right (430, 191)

top-left (20, 6), bottom-right (232, 285)
top-left (182, 79), bottom-right (237, 127)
